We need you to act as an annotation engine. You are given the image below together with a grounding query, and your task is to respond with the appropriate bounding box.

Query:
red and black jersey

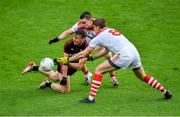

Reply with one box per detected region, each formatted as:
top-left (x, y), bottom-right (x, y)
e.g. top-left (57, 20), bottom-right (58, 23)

top-left (64, 39), bottom-right (88, 57)
top-left (57, 39), bottom-right (88, 75)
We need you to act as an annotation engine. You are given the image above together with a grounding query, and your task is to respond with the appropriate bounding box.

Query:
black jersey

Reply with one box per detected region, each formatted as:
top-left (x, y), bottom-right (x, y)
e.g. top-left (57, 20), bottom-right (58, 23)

top-left (64, 39), bottom-right (88, 57)
top-left (58, 39), bottom-right (88, 75)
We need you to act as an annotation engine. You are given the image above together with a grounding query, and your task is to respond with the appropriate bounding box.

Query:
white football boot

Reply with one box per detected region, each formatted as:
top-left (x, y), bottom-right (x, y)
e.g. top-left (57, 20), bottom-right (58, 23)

top-left (112, 79), bottom-right (120, 86)
top-left (39, 78), bottom-right (49, 89)
top-left (21, 61), bottom-right (36, 74)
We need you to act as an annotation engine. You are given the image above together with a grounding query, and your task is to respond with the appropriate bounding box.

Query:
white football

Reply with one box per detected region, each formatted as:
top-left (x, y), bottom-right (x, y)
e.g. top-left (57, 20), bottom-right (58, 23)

top-left (40, 58), bottom-right (54, 71)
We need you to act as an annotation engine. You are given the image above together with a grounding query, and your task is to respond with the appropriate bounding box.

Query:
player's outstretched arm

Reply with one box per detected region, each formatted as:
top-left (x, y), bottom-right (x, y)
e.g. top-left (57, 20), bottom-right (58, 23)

top-left (57, 28), bottom-right (74, 40)
top-left (49, 28), bottom-right (74, 44)
top-left (55, 47), bottom-right (94, 65)
top-left (68, 51), bottom-right (84, 62)
top-left (68, 57), bottom-right (87, 70)
top-left (69, 46), bottom-right (94, 62)
top-left (90, 47), bottom-right (109, 61)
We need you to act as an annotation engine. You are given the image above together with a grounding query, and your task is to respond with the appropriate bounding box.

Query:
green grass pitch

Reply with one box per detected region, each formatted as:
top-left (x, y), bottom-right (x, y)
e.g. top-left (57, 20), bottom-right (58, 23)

top-left (0, 0), bottom-right (180, 116)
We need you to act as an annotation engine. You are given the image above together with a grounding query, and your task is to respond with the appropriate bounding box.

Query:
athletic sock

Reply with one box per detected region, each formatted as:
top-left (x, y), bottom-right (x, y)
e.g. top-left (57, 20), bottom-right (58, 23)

top-left (32, 66), bottom-right (39, 71)
top-left (110, 75), bottom-right (117, 82)
top-left (88, 74), bottom-right (103, 101)
top-left (84, 70), bottom-right (92, 80)
top-left (144, 75), bottom-right (167, 94)
top-left (45, 82), bottom-right (52, 87)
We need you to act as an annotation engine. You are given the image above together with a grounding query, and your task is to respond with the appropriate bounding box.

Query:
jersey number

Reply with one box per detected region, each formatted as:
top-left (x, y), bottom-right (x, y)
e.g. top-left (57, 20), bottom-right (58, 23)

top-left (108, 29), bottom-right (121, 36)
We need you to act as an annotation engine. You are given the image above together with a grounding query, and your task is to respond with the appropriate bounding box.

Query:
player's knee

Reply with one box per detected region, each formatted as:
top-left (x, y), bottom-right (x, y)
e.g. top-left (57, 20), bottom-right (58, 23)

top-left (56, 86), bottom-right (65, 93)
top-left (133, 67), bottom-right (147, 80)
top-left (94, 66), bottom-right (103, 74)
top-left (64, 89), bottom-right (70, 93)
top-left (60, 90), bottom-right (65, 93)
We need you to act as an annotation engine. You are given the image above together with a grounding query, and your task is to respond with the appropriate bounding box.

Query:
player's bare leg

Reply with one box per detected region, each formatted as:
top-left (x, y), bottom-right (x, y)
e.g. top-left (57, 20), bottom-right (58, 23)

top-left (59, 65), bottom-right (69, 85)
top-left (39, 72), bottom-right (63, 89)
top-left (80, 60), bottom-right (116, 103)
top-left (109, 70), bottom-right (119, 86)
top-left (133, 66), bottom-right (172, 99)
top-left (22, 61), bottom-right (60, 81)
top-left (95, 46), bottom-right (119, 86)
top-left (61, 64), bottom-right (68, 76)
top-left (48, 75), bottom-right (70, 93)
top-left (38, 68), bottom-right (59, 81)
top-left (39, 73), bottom-right (70, 93)
top-left (63, 76), bottom-right (70, 93)
top-left (104, 52), bottom-right (119, 86)
top-left (21, 61), bottom-right (36, 74)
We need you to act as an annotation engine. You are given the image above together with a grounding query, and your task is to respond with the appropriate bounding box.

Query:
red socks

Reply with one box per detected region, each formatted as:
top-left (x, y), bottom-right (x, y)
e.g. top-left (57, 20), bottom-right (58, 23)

top-left (144, 75), bottom-right (166, 94)
top-left (88, 74), bottom-right (103, 101)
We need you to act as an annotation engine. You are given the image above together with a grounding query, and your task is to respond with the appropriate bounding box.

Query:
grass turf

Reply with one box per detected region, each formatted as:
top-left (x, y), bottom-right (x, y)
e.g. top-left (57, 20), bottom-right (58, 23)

top-left (0, 0), bottom-right (179, 116)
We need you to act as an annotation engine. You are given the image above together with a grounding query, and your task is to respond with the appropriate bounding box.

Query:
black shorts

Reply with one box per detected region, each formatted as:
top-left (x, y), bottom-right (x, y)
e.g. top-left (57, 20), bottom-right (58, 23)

top-left (57, 64), bottom-right (77, 76)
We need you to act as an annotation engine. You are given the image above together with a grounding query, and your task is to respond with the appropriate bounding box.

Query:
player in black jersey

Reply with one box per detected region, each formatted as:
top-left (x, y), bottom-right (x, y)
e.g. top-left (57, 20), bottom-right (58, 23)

top-left (49, 11), bottom-right (119, 86)
top-left (57, 30), bottom-right (92, 85)
top-left (22, 30), bottom-right (92, 93)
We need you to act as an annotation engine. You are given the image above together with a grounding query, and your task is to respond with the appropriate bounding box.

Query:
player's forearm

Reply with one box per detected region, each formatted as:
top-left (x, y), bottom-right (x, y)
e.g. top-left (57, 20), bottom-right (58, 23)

top-left (68, 63), bottom-right (84, 70)
top-left (57, 32), bottom-right (68, 40)
top-left (69, 47), bottom-right (92, 62)
top-left (69, 52), bottom-right (83, 62)
top-left (93, 48), bottom-right (109, 60)
top-left (57, 29), bottom-right (73, 40)
top-left (49, 28), bottom-right (73, 44)
top-left (68, 57), bottom-right (87, 70)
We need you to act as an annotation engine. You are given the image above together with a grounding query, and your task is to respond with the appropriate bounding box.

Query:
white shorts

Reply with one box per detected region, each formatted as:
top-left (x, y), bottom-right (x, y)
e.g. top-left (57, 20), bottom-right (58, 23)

top-left (109, 48), bottom-right (142, 69)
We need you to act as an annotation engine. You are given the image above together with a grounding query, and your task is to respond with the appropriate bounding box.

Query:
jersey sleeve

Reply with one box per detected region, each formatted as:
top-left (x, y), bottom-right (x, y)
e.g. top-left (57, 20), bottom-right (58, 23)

top-left (89, 35), bottom-right (102, 48)
top-left (64, 44), bottom-right (70, 53)
top-left (71, 22), bottom-right (79, 33)
top-left (64, 40), bottom-right (72, 53)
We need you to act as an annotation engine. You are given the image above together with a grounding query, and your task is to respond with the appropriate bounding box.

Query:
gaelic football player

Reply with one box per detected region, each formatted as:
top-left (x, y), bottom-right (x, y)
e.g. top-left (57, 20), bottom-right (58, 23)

top-left (57, 18), bottom-right (172, 102)
top-left (49, 11), bottom-right (119, 86)
top-left (22, 30), bottom-right (92, 93)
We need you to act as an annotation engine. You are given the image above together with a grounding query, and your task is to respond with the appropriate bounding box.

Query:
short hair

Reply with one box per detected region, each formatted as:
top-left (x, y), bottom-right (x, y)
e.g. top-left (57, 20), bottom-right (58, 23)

top-left (75, 29), bottom-right (87, 39)
top-left (79, 11), bottom-right (92, 20)
top-left (93, 18), bottom-right (107, 29)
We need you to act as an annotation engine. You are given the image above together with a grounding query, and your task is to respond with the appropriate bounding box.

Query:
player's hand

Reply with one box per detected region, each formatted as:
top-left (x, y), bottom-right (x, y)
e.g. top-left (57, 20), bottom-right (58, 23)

top-left (87, 54), bottom-right (94, 61)
top-left (49, 37), bottom-right (60, 45)
top-left (55, 57), bottom-right (69, 65)
top-left (60, 77), bottom-right (67, 85)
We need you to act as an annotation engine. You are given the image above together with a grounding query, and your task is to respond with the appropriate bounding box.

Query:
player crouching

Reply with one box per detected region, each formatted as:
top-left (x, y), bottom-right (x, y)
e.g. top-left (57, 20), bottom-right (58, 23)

top-left (21, 29), bottom-right (92, 93)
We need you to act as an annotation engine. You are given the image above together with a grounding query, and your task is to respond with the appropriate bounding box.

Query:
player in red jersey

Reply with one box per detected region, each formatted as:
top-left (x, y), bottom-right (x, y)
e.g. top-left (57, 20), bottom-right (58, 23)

top-left (49, 11), bottom-right (119, 86)
top-left (49, 11), bottom-right (95, 44)
top-left (57, 18), bottom-right (172, 102)
top-left (21, 30), bottom-right (92, 93)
